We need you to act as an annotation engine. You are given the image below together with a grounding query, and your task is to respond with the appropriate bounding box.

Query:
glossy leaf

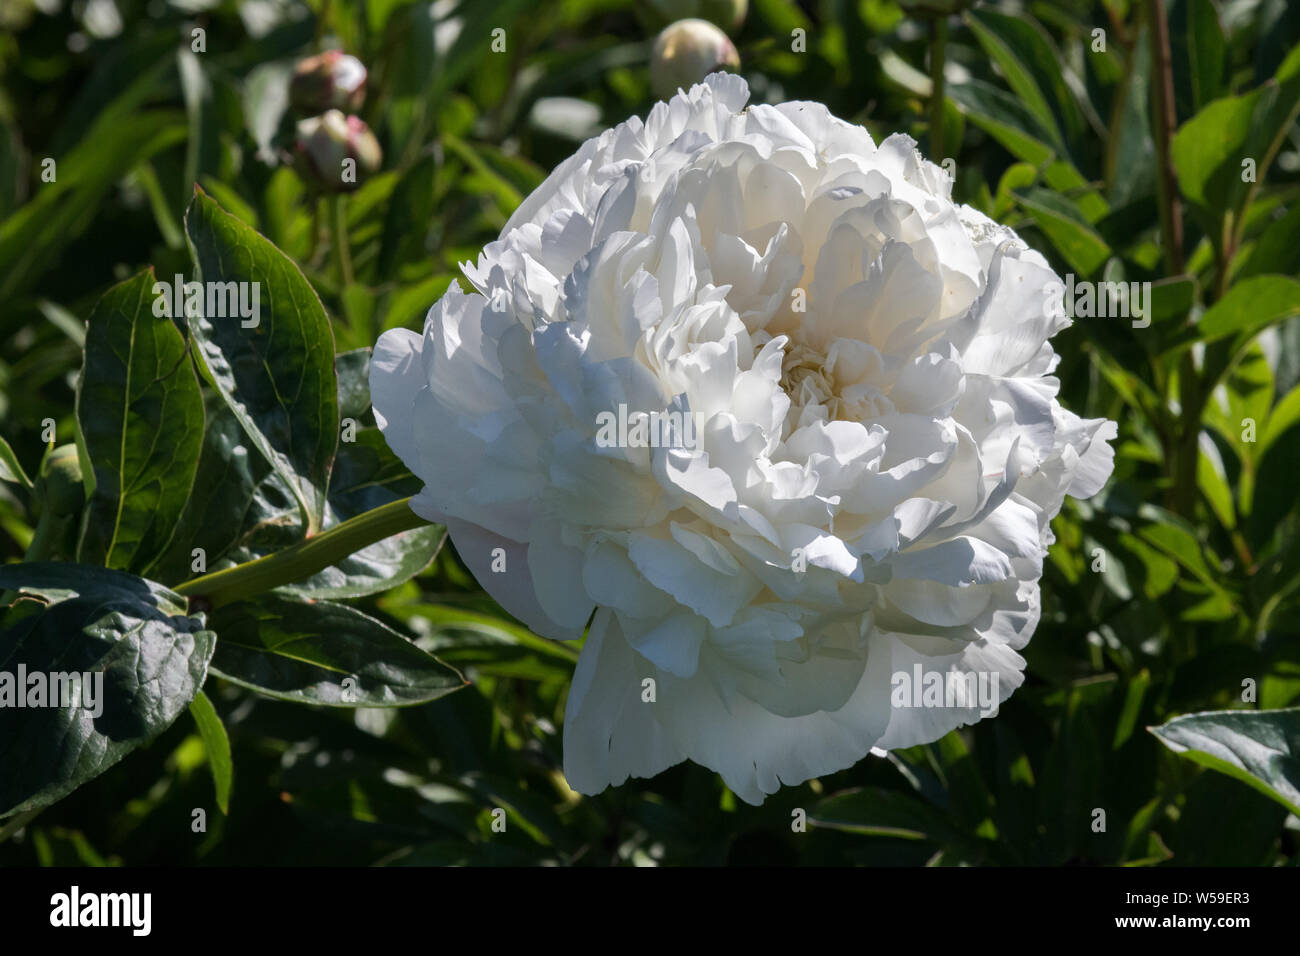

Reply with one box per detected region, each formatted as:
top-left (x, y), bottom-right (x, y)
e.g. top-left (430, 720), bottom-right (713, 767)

top-left (0, 435), bottom-right (32, 490)
top-left (277, 349), bottom-right (443, 600)
top-left (208, 595), bottom-right (466, 707)
top-left (188, 689), bottom-right (232, 814)
top-left (810, 785), bottom-right (985, 853)
top-left (184, 187), bottom-right (339, 535)
top-left (76, 270), bottom-right (204, 574)
top-left (0, 102), bottom-right (185, 299)
top-left (152, 394), bottom-right (303, 587)
top-left (964, 8), bottom-right (1086, 155)
top-left (1196, 276), bottom-right (1300, 346)
top-left (1015, 189), bottom-right (1111, 276)
top-left (0, 562), bottom-right (216, 817)
top-left (1171, 48), bottom-right (1300, 243)
top-left (1171, 0), bottom-right (1226, 115)
top-left (1151, 708), bottom-right (1300, 817)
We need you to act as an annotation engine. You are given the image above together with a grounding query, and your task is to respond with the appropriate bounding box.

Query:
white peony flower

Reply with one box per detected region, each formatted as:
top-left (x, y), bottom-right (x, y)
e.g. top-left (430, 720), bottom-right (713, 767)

top-left (371, 74), bottom-right (1116, 804)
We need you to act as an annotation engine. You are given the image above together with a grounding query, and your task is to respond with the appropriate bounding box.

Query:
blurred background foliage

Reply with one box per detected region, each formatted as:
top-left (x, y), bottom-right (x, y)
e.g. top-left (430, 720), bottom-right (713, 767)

top-left (2, 0), bottom-right (1300, 866)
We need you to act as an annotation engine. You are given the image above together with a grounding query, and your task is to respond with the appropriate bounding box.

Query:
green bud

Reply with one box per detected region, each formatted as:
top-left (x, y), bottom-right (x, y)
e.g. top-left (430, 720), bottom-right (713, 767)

top-left (650, 18), bottom-right (741, 102)
top-left (36, 444), bottom-right (83, 518)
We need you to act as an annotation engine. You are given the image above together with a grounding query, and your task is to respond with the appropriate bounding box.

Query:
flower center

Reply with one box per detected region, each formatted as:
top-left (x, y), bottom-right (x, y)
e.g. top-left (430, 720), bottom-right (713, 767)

top-left (778, 337), bottom-right (895, 429)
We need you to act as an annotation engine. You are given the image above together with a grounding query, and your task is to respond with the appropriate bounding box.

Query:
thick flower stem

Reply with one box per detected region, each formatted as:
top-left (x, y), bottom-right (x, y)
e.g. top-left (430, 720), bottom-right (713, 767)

top-left (175, 496), bottom-right (428, 610)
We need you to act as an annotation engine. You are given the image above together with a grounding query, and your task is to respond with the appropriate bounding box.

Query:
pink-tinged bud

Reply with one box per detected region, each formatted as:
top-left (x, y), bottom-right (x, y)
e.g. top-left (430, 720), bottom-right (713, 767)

top-left (650, 18), bottom-right (741, 101)
top-left (294, 111), bottom-right (383, 193)
top-left (290, 50), bottom-right (368, 113)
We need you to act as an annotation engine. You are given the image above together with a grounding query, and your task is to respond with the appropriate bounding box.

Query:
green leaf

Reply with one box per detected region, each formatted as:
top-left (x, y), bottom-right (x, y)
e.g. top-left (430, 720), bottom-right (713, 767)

top-left (993, 163), bottom-right (1037, 220)
top-left (0, 435), bottom-right (33, 490)
top-left (188, 689), bottom-right (232, 815)
top-left (1238, 203), bottom-right (1300, 279)
top-left (1036, 677), bottom-right (1112, 862)
top-left (1147, 274), bottom-right (1196, 324)
top-left (1166, 766), bottom-right (1287, 865)
top-left (934, 731), bottom-right (995, 835)
top-left (1135, 505), bottom-right (1230, 590)
top-left (393, 603), bottom-right (581, 680)
top-left (1246, 418), bottom-right (1300, 553)
top-left (947, 78), bottom-right (1056, 167)
top-left (178, 48), bottom-right (223, 207)
top-left (208, 595), bottom-right (466, 707)
top-left (76, 270), bottom-right (204, 574)
top-left (1205, 342), bottom-right (1273, 478)
top-left (278, 442), bottom-right (445, 600)
top-left (1171, 0), bottom-right (1226, 115)
top-left (1015, 189), bottom-right (1112, 275)
top-left (242, 61), bottom-right (292, 165)
top-left (1260, 381), bottom-right (1300, 462)
top-left (335, 347), bottom-right (374, 424)
top-left (964, 8), bottom-right (1086, 156)
top-left (1197, 438), bottom-right (1236, 529)
top-left (1106, 29), bottom-right (1156, 207)
top-left (388, 0), bottom-right (533, 162)
top-left (0, 562), bottom-right (215, 817)
top-left (810, 786), bottom-right (984, 851)
top-left (1151, 708), bottom-right (1300, 817)
top-left (0, 117), bottom-right (22, 222)
top-left (0, 110), bottom-right (186, 300)
top-left (377, 155), bottom-right (438, 277)
top-left (184, 186), bottom-right (339, 535)
top-left (0, 31), bottom-right (183, 297)
top-left (381, 275), bottom-right (458, 334)
top-left (151, 394), bottom-right (303, 586)
top-left (1196, 276), bottom-right (1300, 345)
top-left (1171, 56), bottom-right (1300, 245)
top-left (276, 349), bottom-right (444, 600)
top-left (1113, 669), bottom-right (1151, 750)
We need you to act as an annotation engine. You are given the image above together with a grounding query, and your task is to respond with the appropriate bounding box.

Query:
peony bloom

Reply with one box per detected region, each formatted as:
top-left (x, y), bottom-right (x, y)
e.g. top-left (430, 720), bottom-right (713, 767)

top-left (371, 74), bottom-right (1115, 804)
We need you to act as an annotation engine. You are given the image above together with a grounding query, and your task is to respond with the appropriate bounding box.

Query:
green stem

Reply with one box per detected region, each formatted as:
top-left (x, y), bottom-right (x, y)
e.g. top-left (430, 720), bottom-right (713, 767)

top-left (308, 200), bottom-right (323, 268)
top-left (23, 511), bottom-right (59, 562)
top-left (331, 194), bottom-right (354, 288)
top-left (175, 497), bottom-right (427, 609)
top-left (928, 16), bottom-right (948, 164)
top-left (0, 808), bottom-right (41, 843)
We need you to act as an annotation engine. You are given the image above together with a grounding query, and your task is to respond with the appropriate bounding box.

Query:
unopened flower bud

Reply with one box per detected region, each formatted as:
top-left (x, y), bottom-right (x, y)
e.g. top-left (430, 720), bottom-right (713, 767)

top-left (293, 110), bottom-right (383, 193)
top-left (650, 18), bottom-right (740, 102)
top-left (36, 444), bottom-right (83, 518)
top-left (290, 50), bottom-right (367, 113)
